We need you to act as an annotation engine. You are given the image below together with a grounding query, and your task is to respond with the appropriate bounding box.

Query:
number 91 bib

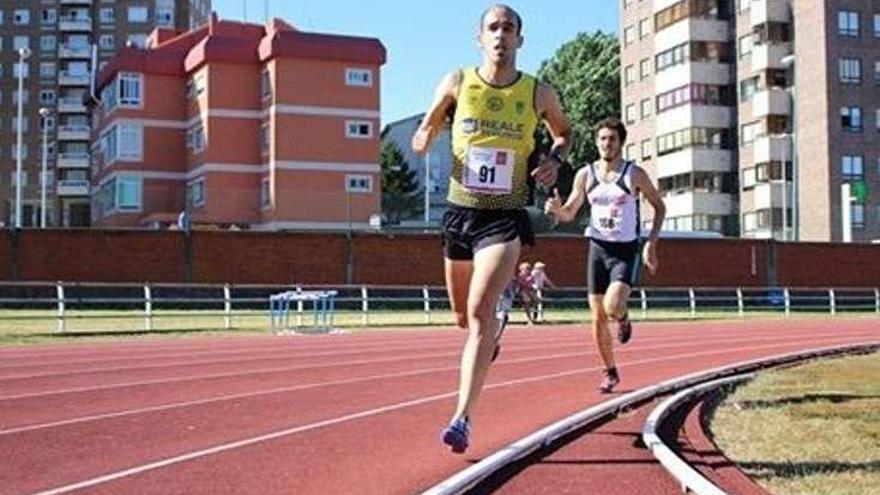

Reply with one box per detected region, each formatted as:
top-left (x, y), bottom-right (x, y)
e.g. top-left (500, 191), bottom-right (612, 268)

top-left (462, 146), bottom-right (515, 195)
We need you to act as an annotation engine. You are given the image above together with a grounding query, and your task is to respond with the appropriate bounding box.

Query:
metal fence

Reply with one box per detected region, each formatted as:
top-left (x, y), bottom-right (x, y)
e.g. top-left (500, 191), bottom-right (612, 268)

top-left (0, 281), bottom-right (877, 334)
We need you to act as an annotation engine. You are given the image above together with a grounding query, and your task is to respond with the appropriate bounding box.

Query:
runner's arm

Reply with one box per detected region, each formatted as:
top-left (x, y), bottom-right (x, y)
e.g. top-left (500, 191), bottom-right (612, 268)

top-left (412, 70), bottom-right (461, 154)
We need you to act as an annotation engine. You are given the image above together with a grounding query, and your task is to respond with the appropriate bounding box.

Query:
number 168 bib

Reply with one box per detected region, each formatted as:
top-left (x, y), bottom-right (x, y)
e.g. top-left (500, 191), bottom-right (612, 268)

top-left (462, 146), bottom-right (515, 195)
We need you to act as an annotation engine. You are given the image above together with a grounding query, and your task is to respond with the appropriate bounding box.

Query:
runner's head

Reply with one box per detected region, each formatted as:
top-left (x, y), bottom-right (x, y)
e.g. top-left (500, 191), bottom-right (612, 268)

top-left (477, 5), bottom-right (523, 65)
top-left (594, 117), bottom-right (627, 162)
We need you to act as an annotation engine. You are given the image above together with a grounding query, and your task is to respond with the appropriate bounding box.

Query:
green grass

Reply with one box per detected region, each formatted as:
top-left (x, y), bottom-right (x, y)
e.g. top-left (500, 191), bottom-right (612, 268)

top-left (712, 352), bottom-right (880, 495)
top-left (0, 307), bottom-right (876, 345)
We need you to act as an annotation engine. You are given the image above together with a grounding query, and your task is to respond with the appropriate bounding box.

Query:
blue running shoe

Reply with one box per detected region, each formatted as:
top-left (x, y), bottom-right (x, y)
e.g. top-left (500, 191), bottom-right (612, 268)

top-left (441, 416), bottom-right (470, 453)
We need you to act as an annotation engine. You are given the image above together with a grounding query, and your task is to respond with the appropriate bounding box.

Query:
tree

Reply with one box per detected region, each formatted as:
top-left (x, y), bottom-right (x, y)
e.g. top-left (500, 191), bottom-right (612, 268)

top-left (380, 140), bottom-right (422, 224)
top-left (527, 31), bottom-right (620, 233)
top-left (537, 30), bottom-right (620, 169)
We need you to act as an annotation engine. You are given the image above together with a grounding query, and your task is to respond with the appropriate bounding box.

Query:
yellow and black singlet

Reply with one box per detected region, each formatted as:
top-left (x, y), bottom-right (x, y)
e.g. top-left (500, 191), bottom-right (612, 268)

top-left (447, 67), bottom-right (539, 209)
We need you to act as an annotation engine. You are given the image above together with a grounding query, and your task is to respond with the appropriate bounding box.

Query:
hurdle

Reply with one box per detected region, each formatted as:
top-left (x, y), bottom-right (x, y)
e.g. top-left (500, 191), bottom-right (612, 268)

top-left (269, 289), bottom-right (338, 334)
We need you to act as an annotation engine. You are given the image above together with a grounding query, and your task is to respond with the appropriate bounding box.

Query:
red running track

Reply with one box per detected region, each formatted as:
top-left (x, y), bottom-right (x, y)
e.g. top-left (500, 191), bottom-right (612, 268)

top-left (0, 317), bottom-right (877, 495)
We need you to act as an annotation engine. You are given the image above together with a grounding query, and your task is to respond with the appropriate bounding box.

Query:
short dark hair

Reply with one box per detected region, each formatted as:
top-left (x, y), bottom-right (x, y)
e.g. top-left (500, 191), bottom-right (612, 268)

top-left (595, 117), bottom-right (628, 145)
top-left (480, 4), bottom-right (523, 35)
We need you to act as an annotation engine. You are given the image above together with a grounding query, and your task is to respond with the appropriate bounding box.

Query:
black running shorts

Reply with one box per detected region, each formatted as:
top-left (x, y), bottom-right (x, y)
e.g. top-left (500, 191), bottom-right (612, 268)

top-left (442, 205), bottom-right (535, 261)
top-left (587, 238), bottom-right (641, 295)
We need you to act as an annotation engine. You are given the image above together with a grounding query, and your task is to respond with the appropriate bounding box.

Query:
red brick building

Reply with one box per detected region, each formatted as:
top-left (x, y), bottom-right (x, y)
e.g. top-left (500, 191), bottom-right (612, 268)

top-left (90, 14), bottom-right (386, 230)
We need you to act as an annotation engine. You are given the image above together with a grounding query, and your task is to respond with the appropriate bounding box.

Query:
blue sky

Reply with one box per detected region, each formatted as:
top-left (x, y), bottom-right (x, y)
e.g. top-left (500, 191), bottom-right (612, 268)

top-left (212, 1), bottom-right (620, 124)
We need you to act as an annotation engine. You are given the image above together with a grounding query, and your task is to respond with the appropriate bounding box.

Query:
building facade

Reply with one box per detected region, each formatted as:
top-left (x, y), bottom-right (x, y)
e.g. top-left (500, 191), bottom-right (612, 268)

top-left (90, 15), bottom-right (386, 230)
top-left (381, 113), bottom-right (451, 225)
top-left (0, 0), bottom-right (210, 228)
top-left (621, 0), bottom-right (880, 242)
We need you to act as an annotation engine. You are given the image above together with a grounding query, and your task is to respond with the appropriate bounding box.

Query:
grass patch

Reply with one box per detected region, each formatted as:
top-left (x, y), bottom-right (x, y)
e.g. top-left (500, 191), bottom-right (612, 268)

top-left (712, 351), bottom-right (880, 495)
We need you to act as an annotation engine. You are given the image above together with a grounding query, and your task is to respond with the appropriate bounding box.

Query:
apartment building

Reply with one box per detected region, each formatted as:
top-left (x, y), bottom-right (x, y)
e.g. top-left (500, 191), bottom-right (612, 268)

top-left (90, 15), bottom-right (386, 230)
top-left (621, 0), bottom-right (880, 242)
top-left (0, 1), bottom-right (210, 228)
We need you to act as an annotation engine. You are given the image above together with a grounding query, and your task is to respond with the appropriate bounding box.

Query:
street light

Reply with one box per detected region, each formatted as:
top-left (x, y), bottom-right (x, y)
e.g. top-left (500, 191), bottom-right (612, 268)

top-left (424, 151), bottom-right (431, 224)
top-left (39, 107), bottom-right (52, 229)
top-left (15, 47), bottom-right (32, 228)
top-left (781, 54), bottom-right (797, 241)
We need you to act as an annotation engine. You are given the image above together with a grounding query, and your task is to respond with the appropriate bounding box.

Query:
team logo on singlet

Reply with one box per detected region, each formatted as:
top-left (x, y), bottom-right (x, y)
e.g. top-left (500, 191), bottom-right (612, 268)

top-left (486, 96), bottom-right (504, 112)
top-left (461, 118), bottom-right (478, 134)
top-left (515, 101), bottom-right (525, 114)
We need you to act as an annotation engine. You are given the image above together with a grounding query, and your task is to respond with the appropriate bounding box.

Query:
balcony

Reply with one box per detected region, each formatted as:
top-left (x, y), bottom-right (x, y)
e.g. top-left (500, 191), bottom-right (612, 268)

top-left (656, 149), bottom-right (733, 178)
top-left (57, 179), bottom-right (90, 196)
top-left (58, 17), bottom-right (92, 32)
top-left (57, 124), bottom-right (91, 141)
top-left (656, 104), bottom-right (734, 131)
top-left (751, 42), bottom-right (791, 70)
top-left (59, 44), bottom-right (91, 59)
top-left (58, 97), bottom-right (87, 113)
top-left (59, 71), bottom-right (90, 86)
top-left (655, 18), bottom-right (730, 51)
top-left (752, 134), bottom-right (792, 163)
top-left (663, 191), bottom-right (734, 218)
top-left (752, 181), bottom-right (792, 210)
top-left (60, 0), bottom-right (93, 4)
top-left (751, 0), bottom-right (790, 26)
top-left (752, 88), bottom-right (791, 117)
top-left (57, 152), bottom-right (90, 169)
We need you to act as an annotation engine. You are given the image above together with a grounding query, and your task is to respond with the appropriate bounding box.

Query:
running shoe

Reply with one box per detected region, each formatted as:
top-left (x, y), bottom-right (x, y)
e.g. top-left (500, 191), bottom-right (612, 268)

top-left (441, 416), bottom-right (470, 453)
top-left (598, 368), bottom-right (620, 394)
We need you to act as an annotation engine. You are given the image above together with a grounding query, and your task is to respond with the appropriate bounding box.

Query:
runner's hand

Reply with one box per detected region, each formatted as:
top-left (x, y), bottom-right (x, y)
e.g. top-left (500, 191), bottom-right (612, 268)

top-left (531, 154), bottom-right (560, 187)
top-left (544, 188), bottom-right (563, 217)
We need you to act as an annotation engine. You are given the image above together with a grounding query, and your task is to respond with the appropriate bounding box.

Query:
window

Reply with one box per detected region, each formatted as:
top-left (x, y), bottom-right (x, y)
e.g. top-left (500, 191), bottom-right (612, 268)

top-left (875, 61), bottom-right (880, 83)
top-left (625, 143), bottom-right (636, 160)
top-left (155, 7), bottom-right (174, 26)
top-left (186, 72), bottom-right (205, 99)
top-left (187, 179), bottom-right (205, 208)
top-left (624, 25), bottom-right (636, 46)
top-left (118, 73), bottom-right (143, 107)
top-left (639, 58), bottom-right (651, 80)
top-left (99, 35), bottom-right (115, 50)
top-left (742, 167), bottom-right (756, 189)
top-left (187, 125), bottom-right (205, 153)
top-left (40, 62), bottom-right (56, 79)
top-left (118, 123), bottom-right (143, 160)
top-left (741, 121), bottom-right (761, 145)
top-left (40, 35), bottom-right (56, 52)
top-left (100, 8), bottom-right (114, 24)
top-left (346, 120), bottom-right (372, 139)
top-left (11, 145), bottom-right (28, 161)
top-left (838, 10), bottom-right (859, 37)
top-left (127, 6), bottom-right (149, 23)
top-left (40, 115), bottom-right (54, 131)
top-left (840, 57), bottom-right (861, 84)
top-left (639, 18), bottom-right (652, 39)
top-left (875, 14), bottom-right (880, 37)
top-left (624, 64), bottom-right (635, 85)
top-left (41, 8), bottom-right (57, 25)
top-left (116, 176), bottom-right (142, 211)
top-left (738, 33), bottom-right (754, 58)
top-left (346, 175), bottom-right (372, 193)
top-left (13, 89), bottom-right (29, 104)
top-left (876, 109), bottom-right (880, 131)
top-left (10, 170), bottom-right (28, 186)
top-left (13, 36), bottom-right (30, 50)
top-left (842, 155), bottom-right (863, 179)
top-left (851, 204), bottom-right (864, 229)
top-left (13, 63), bottom-right (29, 79)
top-left (345, 68), bottom-right (372, 87)
top-left (260, 69), bottom-right (271, 100)
top-left (260, 123), bottom-right (270, 153)
top-left (640, 98), bottom-right (652, 119)
top-left (40, 89), bottom-right (56, 105)
top-left (625, 104), bottom-right (637, 124)
top-left (841, 106), bottom-right (862, 131)
top-left (260, 178), bottom-right (270, 209)
top-left (12, 117), bottom-right (30, 132)
top-left (740, 76), bottom-right (759, 101)
top-left (641, 139), bottom-right (653, 160)
top-left (127, 34), bottom-right (148, 48)
top-left (14, 9), bottom-right (30, 25)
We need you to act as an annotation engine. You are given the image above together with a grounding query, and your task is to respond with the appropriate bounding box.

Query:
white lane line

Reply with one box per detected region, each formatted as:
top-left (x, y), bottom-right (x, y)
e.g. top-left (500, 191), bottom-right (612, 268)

top-left (30, 335), bottom-right (876, 495)
top-left (3, 330), bottom-right (874, 403)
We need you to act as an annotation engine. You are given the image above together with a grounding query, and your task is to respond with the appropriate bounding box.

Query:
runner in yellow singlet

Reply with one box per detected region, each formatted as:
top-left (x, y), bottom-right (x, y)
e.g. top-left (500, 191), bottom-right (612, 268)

top-left (412, 4), bottom-right (572, 454)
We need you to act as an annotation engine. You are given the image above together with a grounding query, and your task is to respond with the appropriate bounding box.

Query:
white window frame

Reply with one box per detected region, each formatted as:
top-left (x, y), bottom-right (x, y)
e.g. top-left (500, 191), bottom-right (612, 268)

top-left (14, 36), bottom-right (30, 51)
top-left (100, 7), bottom-right (115, 24)
top-left (99, 34), bottom-right (115, 50)
top-left (187, 178), bottom-right (205, 208)
top-left (345, 68), bottom-right (372, 87)
top-left (260, 69), bottom-right (271, 100)
top-left (14, 9), bottom-right (31, 26)
top-left (346, 120), bottom-right (373, 139)
top-left (345, 174), bottom-right (372, 193)
top-left (118, 122), bottom-right (143, 161)
top-left (41, 8), bottom-right (57, 25)
top-left (260, 122), bottom-right (270, 154)
top-left (127, 6), bottom-right (149, 24)
top-left (39, 89), bottom-right (56, 105)
top-left (118, 72), bottom-right (143, 108)
top-left (260, 177), bottom-right (271, 209)
top-left (116, 175), bottom-right (143, 212)
top-left (40, 35), bottom-right (56, 52)
top-left (187, 125), bottom-right (205, 154)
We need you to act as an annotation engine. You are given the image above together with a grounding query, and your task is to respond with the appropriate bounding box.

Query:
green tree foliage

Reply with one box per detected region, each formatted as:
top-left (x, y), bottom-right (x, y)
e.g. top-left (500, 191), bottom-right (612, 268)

top-left (380, 140), bottom-right (422, 224)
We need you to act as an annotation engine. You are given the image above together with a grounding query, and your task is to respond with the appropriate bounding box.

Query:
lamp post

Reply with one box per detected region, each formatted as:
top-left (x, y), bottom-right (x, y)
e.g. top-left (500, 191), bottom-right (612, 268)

top-left (15, 47), bottom-right (33, 228)
top-left (781, 54), bottom-right (797, 241)
top-left (39, 107), bottom-right (52, 229)
top-left (424, 151), bottom-right (431, 224)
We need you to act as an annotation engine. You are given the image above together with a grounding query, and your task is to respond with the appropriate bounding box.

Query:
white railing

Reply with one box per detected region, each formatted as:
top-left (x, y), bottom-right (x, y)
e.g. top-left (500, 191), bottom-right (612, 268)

top-left (0, 282), bottom-right (877, 333)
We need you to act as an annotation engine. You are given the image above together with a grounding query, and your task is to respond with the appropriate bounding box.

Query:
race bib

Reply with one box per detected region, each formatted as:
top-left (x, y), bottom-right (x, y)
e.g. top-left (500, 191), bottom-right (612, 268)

top-left (462, 146), bottom-right (514, 194)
